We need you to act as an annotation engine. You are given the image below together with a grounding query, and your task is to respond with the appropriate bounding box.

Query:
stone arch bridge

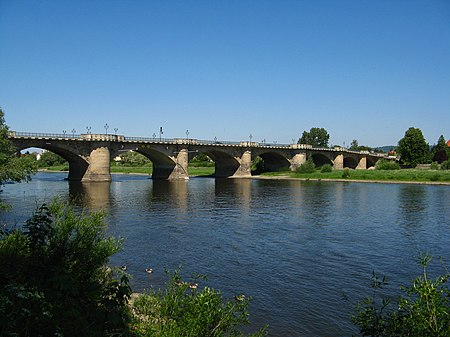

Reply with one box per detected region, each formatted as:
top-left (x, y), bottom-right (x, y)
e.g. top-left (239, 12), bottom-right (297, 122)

top-left (9, 132), bottom-right (388, 182)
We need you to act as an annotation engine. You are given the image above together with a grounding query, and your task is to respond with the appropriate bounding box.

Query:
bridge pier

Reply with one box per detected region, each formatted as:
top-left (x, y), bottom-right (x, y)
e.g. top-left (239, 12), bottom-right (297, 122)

top-left (333, 154), bottom-right (344, 170)
top-left (356, 157), bottom-right (367, 170)
top-left (289, 153), bottom-right (307, 171)
top-left (82, 147), bottom-right (112, 182)
top-left (231, 150), bottom-right (252, 177)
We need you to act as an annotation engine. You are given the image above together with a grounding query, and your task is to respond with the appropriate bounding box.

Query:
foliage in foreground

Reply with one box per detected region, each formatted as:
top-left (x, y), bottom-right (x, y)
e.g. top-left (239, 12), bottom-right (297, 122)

top-left (0, 108), bottom-right (36, 187)
top-left (0, 201), bottom-right (132, 337)
top-left (353, 253), bottom-right (450, 336)
top-left (131, 270), bottom-right (267, 337)
top-left (0, 201), bottom-right (265, 336)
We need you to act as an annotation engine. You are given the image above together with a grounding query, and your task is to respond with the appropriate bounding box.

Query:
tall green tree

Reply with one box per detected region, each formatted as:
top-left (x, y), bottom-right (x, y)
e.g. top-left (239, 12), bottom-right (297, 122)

top-left (0, 108), bottom-right (36, 185)
top-left (397, 127), bottom-right (429, 167)
top-left (432, 135), bottom-right (449, 164)
top-left (298, 127), bottom-right (330, 148)
top-left (349, 139), bottom-right (359, 150)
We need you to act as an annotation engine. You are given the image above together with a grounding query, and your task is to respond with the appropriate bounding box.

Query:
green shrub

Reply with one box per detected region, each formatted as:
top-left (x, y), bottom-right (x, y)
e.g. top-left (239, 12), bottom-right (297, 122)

top-left (353, 253), bottom-right (450, 337)
top-left (296, 158), bottom-right (315, 173)
top-left (321, 164), bottom-right (333, 173)
top-left (430, 173), bottom-right (440, 182)
top-left (431, 161), bottom-right (439, 170)
top-left (0, 201), bottom-right (132, 337)
top-left (375, 159), bottom-right (400, 170)
top-left (131, 269), bottom-right (267, 336)
top-left (342, 168), bottom-right (350, 178)
top-left (441, 160), bottom-right (450, 170)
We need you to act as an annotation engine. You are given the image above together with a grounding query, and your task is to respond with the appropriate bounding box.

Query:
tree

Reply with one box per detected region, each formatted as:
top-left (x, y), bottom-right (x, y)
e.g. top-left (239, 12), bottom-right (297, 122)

top-left (397, 127), bottom-right (429, 167)
top-left (0, 108), bottom-right (36, 186)
top-left (432, 135), bottom-right (449, 164)
top-left (298, 127), bottom-right (330, 148)
top-left (349, 139), bottom-right (359, 150)
top-left (0, 201), bottom-right (132, 336)
top-left (117, 151), bottom-right (151, 167)
top-left (38, 151), bottom-right (67, 167)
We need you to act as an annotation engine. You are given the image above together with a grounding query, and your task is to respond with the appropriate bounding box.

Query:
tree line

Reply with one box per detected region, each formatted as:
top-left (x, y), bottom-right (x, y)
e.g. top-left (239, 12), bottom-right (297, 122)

top-left (298, 126), bottom-right (450, 168)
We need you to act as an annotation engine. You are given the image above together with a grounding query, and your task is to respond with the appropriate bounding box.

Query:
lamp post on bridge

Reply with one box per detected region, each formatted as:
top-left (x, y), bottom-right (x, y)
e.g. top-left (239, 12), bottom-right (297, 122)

top-left (71, 129), bottom-right (76, 137)
top-left (63, 130), bottom-right (67, 137)
top-left (152, 133), bottom-right (156, 139)
top-left (104, 123), bottom-right (109, 135)
top-left (159, 127), bottom-right (163, 141)
top-left (186, 130), bottom-right (189, 140)
top-left (114, 128), bottom-right (118, 135)
top-left (86, 126), bottom-right (91, 134)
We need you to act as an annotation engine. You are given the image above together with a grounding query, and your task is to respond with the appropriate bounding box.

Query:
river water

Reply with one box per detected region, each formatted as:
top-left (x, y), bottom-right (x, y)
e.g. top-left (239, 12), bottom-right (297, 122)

top-left (1, 172), bottom-right (449, 336)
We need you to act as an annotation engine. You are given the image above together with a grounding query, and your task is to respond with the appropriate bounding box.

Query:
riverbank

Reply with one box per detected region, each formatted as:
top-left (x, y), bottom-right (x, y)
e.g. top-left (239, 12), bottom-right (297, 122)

top-left (251, 174), bottom-right (450, 185)
top-left (38, 167), bottom-right (450, 185)
top-left (257, 169), bottom-right (450, 185)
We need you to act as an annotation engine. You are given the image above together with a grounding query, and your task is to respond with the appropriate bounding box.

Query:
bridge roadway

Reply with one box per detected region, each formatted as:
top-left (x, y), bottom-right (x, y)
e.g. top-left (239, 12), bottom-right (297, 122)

top-left (8, 132), bottom-right (388, 182)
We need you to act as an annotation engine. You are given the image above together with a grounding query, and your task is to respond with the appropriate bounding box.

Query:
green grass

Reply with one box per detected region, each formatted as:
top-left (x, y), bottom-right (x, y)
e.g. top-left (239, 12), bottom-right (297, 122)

top-left (40, 164), bottom-right (450, 183)
top-left (188, 166), bottom-right (215, 176)
top-left (110, 166), bottom-right (152, 174)
top-left (261, 169), bottom-right (450, 183)
top-left (111, 166), bottom-right (215, 176)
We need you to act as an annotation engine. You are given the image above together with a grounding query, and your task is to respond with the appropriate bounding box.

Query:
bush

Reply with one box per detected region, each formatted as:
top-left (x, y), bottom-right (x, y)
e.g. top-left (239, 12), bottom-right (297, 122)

top-left (441, 160), bottom-right (450, 170)
top-left (320, 164), bottom-right (333, 173)
top-left (431, 161), bottom-right (440, 170)
top-left (375, 159), bottom-right (400, 170)
top-left (296, 158), bottom-right (315, 173)
top-left (118, 151), bottom-right (151, 167)
top-left (131, 269), bottom-right (267, 336)
top-left (342, 168), bottom-right (350, 178)
top-left (352, 253), bottom-right (450, 337)
top-left (0, 201), bottom-right (132, 337)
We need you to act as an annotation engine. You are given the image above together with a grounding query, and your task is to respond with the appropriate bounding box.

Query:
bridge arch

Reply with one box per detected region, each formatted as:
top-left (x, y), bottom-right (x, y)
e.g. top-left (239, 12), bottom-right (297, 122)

top-left (343, 156), bottom-right (358, 169)
top-left (310, 153), bottom-right (333, 167)
top-left (257, 151), bottom-right (291, 172)
top-left (15, 144), bottom-right (89, 181)
top-left (136, 148), bottom-right (187, 179)
top-left (201, 150), bottom-right (241, 178)
top-left (367, 157), bottom-right (377, 168)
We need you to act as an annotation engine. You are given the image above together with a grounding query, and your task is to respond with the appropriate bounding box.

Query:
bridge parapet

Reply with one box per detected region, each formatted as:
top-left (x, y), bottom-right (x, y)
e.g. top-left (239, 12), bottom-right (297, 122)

top-left (81, 133), bottom-right (124, 141)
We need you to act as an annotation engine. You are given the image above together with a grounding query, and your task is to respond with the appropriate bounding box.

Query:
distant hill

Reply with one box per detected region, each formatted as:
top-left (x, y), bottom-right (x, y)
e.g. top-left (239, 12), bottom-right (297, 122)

top-left (374, 145), bottom-right (396, 153)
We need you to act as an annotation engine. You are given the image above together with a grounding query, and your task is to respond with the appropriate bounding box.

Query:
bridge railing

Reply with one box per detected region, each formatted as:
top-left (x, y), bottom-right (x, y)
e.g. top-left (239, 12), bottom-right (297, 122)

top-left (8, 131), bottom-right (389, 157)
top-left (8, 131), bottom-right (81, 138)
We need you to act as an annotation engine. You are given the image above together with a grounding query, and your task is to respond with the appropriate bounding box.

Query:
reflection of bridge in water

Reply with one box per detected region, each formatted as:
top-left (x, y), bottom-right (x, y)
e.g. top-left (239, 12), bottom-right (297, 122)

top-left (9, 132), bottom-right (389, 182)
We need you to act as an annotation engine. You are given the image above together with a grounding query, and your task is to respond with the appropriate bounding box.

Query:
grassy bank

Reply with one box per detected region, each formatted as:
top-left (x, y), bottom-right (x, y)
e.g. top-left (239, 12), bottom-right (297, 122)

top-left (40, 165), bottom-right (450, 183)
top-left (40, 165), bottom-right (215, 177)
top-left (261, 169), bottom-right (450, 183)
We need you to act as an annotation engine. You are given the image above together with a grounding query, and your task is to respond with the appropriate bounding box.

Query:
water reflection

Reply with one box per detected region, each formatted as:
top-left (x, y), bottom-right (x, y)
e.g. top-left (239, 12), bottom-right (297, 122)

top-left (148, 179), bottom-right (189, 212)
top-left (69, 181), bottom-right (111, 210)
top-left (397, 185), bottom-right (427, 235)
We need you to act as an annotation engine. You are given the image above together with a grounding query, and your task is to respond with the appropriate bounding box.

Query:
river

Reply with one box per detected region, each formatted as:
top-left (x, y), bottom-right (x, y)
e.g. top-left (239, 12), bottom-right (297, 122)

top-left (1, 172), bottom-right (449, 336)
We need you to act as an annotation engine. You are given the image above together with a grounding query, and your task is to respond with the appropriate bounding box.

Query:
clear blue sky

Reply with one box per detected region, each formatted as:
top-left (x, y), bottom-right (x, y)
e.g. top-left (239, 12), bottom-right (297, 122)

top-left (1, 0), bottom-right (449, 147)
